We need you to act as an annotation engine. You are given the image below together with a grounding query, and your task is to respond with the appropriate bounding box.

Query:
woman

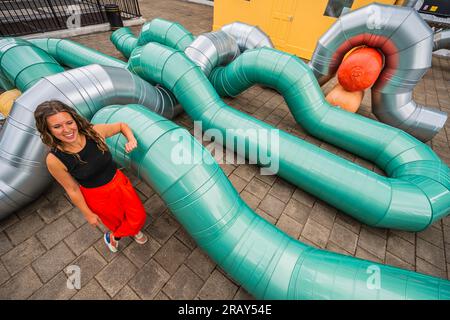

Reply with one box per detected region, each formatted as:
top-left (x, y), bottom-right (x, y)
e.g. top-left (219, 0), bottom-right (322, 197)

top-left (34, 100), bottom-right (148, 252)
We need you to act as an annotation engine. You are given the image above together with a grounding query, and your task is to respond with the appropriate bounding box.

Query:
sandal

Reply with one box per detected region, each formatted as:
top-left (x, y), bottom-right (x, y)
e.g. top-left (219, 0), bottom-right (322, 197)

top-left (133, 231), bottom-right (148, 245)
top-left (104, 231), bottom-right (119, 252)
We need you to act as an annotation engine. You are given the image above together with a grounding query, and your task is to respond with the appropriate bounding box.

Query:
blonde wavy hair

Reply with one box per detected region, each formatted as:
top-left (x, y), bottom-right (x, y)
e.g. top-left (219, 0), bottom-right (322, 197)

top-left (34, 100), bottom-right (108, 161)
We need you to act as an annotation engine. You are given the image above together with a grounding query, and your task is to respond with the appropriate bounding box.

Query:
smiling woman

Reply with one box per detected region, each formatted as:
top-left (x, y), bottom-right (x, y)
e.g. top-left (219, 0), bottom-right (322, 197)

top-left (33, 100), bottom-right (149, 253)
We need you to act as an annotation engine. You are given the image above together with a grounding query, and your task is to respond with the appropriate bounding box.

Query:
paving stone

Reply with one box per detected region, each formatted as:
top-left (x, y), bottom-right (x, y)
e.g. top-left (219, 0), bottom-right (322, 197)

top-left (68, 247), bottom-right (107, 287)
top-left (146, 212), bottom-right (180, 245)
top-left (386, 235), bottom-right (415, 265)
top-left (329, 223), bottom-right (358, 254)
top-left (357, 228), bottom-right (387, 260)
top-left (258, 194), bottom-right (286, 219)
top-left (44, 182), bottom-right (66, 203)
top-left (113, 285), bottom-right (141, 300)
top-left (0, 232), bottom-right (12, 256)
top-left (175, 227), bottom-right (197, 250)
top-left (240, 191), bottom-right (261, 210)
top-left (32, 242), bottom-right (76, 283)
top-left (16, 196), bottom-right (50, 220)
top-left (154, 291), bottom-right (170, 300)
top-left (154, 237), bottom-right (191, 275)
top-left (233, 165), bottom-right (258, 182)
top-left (292, 188), bottom-right (315, 208)
top-left (143, 194), bottom-right (167, 221)
top-left (334, 212), bottom-right (361, 235)
top-left (129, 260), bottom-right (171, 300)
top-left (0, 214), bottom-right (19, 233)
top-left (95, 254), bottom-right (137, 297)
top-left (416, 257), bottom-right (447, 279)
top-left (219, 163), bottom-right (236, 177)
top-left (244, 178), bottom-right (270, 199)
top-left (325, 242), bottom-right (352, 256)
top-left (257, 173), bottom-right (277, 186)
top-left (197, 270), bottom-right (238, 300)
top-left (233, 287), bottom-right (255, 300)
top-left (36, 216), bottom-right (76, 250)
top-left (229, 174), bottom-right (248, 193)
top-left (301, 219), bottom-right (331, 248)
top-left (64, 223), bottom-right (102, 256)
top-left (186, 248), bottom-right (216, 281)
top-left (37, 195), bottom-right (73, 224)
top-left (66, 208), bottom-right (87, 228)
top-left (94, 237), bottom-right (132, 262)
top-left (443, 225), bottom-right (450, 244)
top-left (276, 214), bottom-right (303, 239)
top-left (389, 229), bottom-right (415, 245)
top-left (122, 234), bottom-right (160, 269)
top-left (5, 214), bottom-right (45, 246)
top-left (385, 252), bottom-right (414, 272)
top-left (418, 226), bottom-right (445, 248)
top-left (416, 238), bottom-right (446, 270)
top-left (0, 266), bottom-right (42, 299)
top-left (72, 279), bottom-right (110, 300)
top-left (354, 247), bottom-right (383, 264)
top-left (1, 237), bottom-right (46, 276)
top-left (163, 264), bottom-right (204, 299)
top-left (282, 198), bottom-right (311, 225)
top-left (309, 201), bottom-right (336, 229)
top-left (268, 179), bottom-right (294, 203)
top-left (255, 208), bottom-right (277, 225)
top-left (0, 262), bottom-right (10, 286)
top-left (135, 181), bottom-right (155, 198)
top-left (29, 272), bottom-right (77, 300)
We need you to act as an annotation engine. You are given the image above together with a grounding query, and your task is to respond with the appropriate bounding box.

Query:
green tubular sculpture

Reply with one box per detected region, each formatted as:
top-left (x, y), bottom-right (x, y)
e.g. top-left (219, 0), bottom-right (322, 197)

top-left (28, 38), bottom-right (127, 69)
top-left (0, 38), bottom-right (64, 91)
top-left (92, 103), bottom-right (450, 299)
top-left (110, 27), bottom-right (139, 59)
top-left (111, 18), bottom-right (195, 58)
top-left (127, 43), bottom-right (450, 232)
top-left (0, 69), bottom-right (13, 91)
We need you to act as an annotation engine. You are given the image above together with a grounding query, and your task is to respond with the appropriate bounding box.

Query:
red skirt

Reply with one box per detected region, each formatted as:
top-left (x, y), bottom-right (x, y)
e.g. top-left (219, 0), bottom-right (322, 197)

top-left (80, 169), bottom-right (146, 238)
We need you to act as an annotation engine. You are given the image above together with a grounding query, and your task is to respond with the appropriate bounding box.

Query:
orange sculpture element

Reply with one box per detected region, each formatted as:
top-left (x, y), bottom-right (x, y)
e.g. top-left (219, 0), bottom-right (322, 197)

top-left (0, 89), bottom-right (21, 117)
top-left (337, 47), bottom-right (383, 92)
top-left (326, 83), bottom-right (364, 113)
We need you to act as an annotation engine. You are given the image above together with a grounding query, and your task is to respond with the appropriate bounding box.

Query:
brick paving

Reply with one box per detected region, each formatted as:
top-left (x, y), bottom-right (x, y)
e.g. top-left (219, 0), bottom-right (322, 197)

top-left (1, 0), bottom-right (450, 299)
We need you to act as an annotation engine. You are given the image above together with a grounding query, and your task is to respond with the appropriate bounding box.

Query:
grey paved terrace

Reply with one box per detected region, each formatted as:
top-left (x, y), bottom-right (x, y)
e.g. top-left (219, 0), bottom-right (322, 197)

top-left (0, 0), bottom-right (449, 299)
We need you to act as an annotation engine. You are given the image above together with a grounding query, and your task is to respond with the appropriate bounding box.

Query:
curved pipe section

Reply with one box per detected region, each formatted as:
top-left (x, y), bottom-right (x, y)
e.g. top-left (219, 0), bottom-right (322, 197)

top-left (28, 38), bottom-right (127, 69)
top-left (110, 26), bottom-right (139, 59)
top-left (308, 3), bottom-right (446, 142)
top-left (221, 21), bottom-right (274, 52)
top-left (93, 103), bottom-right (450, 299)
top-left (0, 38), bottom-right (64, 91)
top-left (0, 64), bottom-right (180, 219)
top-left (433, 29), bottom-right (450, 51)
top-left (185, 31), bottom-right (240, 77)
top-left (128, 43), bottom-right (450, 231)
top-left (0, 69), bottom-right (13, 91)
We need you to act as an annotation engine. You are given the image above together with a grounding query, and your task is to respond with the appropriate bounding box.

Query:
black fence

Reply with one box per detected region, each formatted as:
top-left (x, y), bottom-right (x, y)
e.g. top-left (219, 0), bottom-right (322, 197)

top-left (0, 0), bottom-right (141, 37)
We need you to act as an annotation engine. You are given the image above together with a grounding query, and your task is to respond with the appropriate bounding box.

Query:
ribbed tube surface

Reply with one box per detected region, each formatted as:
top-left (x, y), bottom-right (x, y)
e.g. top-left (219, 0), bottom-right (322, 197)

top-left (128, 43), bottom-right (450, 231)
top-left (221, 21), bottom-right (274, 52)
top-left (92, 103), bottom-right (450, 300)
top-left (308, 3), bottom-right (446, 142)
top-left (29, 38), bottom-right (127, 69)
top-left (0, 64), bottom-right (180, 219)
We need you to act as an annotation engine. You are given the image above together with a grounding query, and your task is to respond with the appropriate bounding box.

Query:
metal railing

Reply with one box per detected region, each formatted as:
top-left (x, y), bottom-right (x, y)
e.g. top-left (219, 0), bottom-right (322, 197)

top-left (0, 0), bottom-right (141, 37)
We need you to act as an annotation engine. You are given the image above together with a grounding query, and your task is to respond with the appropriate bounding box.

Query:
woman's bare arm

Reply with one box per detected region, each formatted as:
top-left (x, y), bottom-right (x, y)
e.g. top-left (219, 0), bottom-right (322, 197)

top-left (93, 122), bottom-right (137, 153)
top-left (46, 153), bottom-right (100, 226)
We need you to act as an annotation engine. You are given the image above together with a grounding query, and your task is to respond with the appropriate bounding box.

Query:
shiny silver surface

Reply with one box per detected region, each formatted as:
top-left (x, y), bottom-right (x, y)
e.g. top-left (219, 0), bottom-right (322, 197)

top-left (0, 64), bottom-right (180, 219)
top-left (434, 29), bottom-right (450, 51)
top-left (185, 31), bottom-right (240, 77)
top-left (221, 21), bottom-right (273, 52)
top-left (309, 3), bottom-right (446, 142)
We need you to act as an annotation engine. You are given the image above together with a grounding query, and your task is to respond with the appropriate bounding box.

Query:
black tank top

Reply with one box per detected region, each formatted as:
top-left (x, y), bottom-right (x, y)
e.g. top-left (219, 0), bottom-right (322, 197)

top-left (51, 136), bottom-right (117, 188)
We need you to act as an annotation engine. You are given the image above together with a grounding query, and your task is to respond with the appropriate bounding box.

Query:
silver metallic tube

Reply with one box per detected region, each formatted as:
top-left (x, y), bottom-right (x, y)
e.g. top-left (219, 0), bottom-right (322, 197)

top-left (0, 64), bottom-right (180, 219)
top-left (221, 21), bottom-right (274, 52)
top-left (309, 3), bottom-right (447, 142)
top-left (434, 29), bottom-right (450, 51)
top-left (184, 31), bottom-right (240, 77)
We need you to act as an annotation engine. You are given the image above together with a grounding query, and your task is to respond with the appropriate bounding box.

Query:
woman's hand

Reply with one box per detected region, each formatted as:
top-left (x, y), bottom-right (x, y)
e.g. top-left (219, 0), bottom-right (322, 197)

top-left (86, 213), bottom-right (101, 226)
top-left (125, 138), bottom-right (138, 153)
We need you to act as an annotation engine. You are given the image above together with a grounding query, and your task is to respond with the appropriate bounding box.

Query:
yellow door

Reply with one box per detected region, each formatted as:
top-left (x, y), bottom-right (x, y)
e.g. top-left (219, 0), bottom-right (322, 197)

top-left (269, 0), bottom-right (298, 50)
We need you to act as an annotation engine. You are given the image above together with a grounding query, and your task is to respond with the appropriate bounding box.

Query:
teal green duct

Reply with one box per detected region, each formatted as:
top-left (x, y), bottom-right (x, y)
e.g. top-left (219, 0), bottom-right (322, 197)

top-left (28, 38), bottom-right (127, 69)
top-left (0, 38), bottom-right (64, 91)
top-left (127, 43), bottom-right (450, 231)
top-left (111, 18), bottom-right (195, 58)
top-left (92, 103), bottom-right (450, 299)
top-left (110, 27), bottom-right (138, 59)
top-left (0, 69), bottom-right (13, 91)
